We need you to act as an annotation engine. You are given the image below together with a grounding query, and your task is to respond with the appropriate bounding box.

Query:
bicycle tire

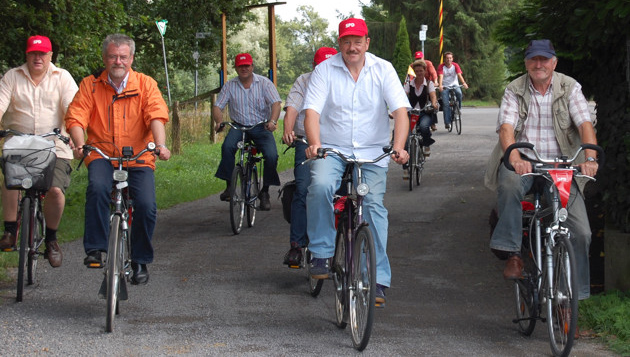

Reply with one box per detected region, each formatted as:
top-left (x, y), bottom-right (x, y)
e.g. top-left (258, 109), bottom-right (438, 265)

top-left (514, 279), bottom-right (537, 335)
top-left (16, 196), bottom-right (31, 302)
top-left (349, 225), bottom-right (376, 351)
top-left (448, 106), bottom-right (454, 132)
top-left (247, 164), bottom-right (259, 227)
top-left (546, 234), bottom-right (578, 357)
top-left (408, 137), bottom-right (416, 191)
top-left (305, 247), bottom-right (323, 297)
top-left (29, 197), bottom-right (44, 285)
top-left (106, 215), bottom-right (122, 333)
top-left (416, 137), bottom-right (424, 187)
top-left (229, 165), bottom-right (245, 234)
top-left (332, 226), bottom-right (348, 329)
top-left (454, 106), bottom-right (462, 135)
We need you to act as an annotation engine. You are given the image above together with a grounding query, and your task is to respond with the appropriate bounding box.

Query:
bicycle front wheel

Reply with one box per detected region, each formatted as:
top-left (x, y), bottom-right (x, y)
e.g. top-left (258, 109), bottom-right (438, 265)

top-left (408, 137), bottom-right (416, 191)
top-left (453, 106), bottom-right (462, 135)
top-left (546, 234), bottom-right (578, 357)
top-left (247, 164), bottom-right (259, 227)
top-left (106, 215), bottom-right (123, 333)
top-left (415, 138), bottom-right (424, 187)
top-left (16, 197), bottom-right (32, 302)
top-left (349, 225), bottom-right (376, 351)
top-left (229, 165), bottom-right (245, 234)
top-left (305, 247), bottom-right (323, 297)
top-left (333, 226), bottom-right (348, 329)
top-left (29, 198), bottom-right (44, 285)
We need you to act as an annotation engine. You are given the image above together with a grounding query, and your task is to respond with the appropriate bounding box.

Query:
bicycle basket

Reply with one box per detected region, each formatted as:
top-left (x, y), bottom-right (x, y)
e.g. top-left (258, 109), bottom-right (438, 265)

top-left (278, 180), bottom-right (296, 224)
top-left (2, 135), bottom-right (57, 190)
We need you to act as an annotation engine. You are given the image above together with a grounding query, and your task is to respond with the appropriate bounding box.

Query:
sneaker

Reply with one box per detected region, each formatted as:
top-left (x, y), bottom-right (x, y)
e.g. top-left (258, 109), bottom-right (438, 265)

top-left (283, 242), bottom-right (303, 268)
top-left (309, 257), bottom-right (330, 279)
top-left (84, 250), bottom-right (104, 268)
top-left (375, 284), bottom-right (387, 305)
top-left (0, 232), bottom-right (17, 251)
top-left (259, 191), bottom-right (271, 211)
top-left (402, 170), bottom-right (410, 180)
top-left (219, 189), bottom-right (231, 202)
top-left (445, 124), bottom-right (451, 130)
top-left (423, 146), bottom-right (431, 156)
top-left (431, 124), bottom-right (437, 132)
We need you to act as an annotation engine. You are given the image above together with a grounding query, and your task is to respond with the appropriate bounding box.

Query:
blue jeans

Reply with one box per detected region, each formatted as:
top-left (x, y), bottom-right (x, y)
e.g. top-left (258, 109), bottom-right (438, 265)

top-left (290, 141), bottom-right (309, 247)
top-left (307, 154), bottom-right (391, 287)
top-left (84, 159), bottom-right (157, 264)
top-left (215, 125), bottom-right (280, 187)
top-left (441, 87), bottom-right (462, 126)
top-left (415, 113), bottom-right (435, 147)
top-left (489, 165), bottom-right (592, 299)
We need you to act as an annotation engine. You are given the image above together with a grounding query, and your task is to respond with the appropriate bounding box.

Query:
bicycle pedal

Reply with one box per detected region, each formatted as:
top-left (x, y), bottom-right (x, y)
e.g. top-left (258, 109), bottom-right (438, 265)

top-left (375, 302), bottom-right (385, 308)
top-left (287, 264), bottom-right (302, 269)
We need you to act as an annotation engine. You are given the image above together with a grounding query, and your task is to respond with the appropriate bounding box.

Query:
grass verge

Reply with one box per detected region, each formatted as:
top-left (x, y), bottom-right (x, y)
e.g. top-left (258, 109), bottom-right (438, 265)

top-left (579, 290), bottom-right (630, 355)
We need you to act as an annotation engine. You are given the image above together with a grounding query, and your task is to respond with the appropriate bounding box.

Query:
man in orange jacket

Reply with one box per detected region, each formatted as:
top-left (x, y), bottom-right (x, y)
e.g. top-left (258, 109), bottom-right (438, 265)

top-left (66, 34), bottom-right (170, 285)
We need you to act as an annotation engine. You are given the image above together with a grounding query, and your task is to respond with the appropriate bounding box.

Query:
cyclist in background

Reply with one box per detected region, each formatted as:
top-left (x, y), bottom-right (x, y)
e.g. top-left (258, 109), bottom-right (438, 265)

top-left (303, 18), bottom-right (410, 305)
top-left (0, 35), bottom-right (78, 268)
top-left (281, 46), bottom-right (337, 267)
top-left (66, 34), bottom-right (171, 285)
top-left (213, 53), bottom-right (282, 211)
top-left (484, 40), bottom-right (598, 336)
top-left (437, 52), bottom-right (468, 130)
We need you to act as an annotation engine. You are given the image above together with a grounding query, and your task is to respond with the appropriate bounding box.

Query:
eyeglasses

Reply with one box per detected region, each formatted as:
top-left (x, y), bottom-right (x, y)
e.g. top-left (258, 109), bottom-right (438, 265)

top-left (106, 55), bottom-right (131, 63)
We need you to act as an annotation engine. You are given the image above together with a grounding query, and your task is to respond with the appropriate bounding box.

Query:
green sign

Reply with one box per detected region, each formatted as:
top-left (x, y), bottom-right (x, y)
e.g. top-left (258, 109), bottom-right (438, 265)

top-left (156, 20), bottom-right (168, 37)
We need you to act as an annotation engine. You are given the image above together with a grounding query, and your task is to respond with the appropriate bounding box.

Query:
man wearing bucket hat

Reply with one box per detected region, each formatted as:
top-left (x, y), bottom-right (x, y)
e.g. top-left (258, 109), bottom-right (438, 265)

top-left (281, 47), bottom-right (337, 267)
top-left (303, 18), bottom-right (410, 306)
top-left (485, 40), bottom-right (599, 320)
top-left (213, 53), bottom-right (282, 211)
top-left (0, 35), bottom-right (78, 267)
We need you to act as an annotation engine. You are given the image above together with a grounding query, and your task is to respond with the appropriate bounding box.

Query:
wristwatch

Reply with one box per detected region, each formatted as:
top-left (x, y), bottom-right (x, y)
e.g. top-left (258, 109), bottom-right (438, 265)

top-left (157, 144), bottom-right (168, 149)
top-left (271, 120), bottom-right (278, 126)
top-left (586, 157), bottom-right (597, 162)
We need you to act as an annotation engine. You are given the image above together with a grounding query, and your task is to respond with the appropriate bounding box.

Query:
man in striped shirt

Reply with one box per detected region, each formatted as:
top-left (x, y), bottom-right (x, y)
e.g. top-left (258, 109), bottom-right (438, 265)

top-left (213, 53), bottom-right (282, 210)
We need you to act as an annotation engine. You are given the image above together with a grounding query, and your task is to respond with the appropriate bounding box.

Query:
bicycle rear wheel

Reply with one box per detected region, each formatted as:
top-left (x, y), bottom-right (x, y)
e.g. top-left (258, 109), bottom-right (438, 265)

top-left (16, 197), bottom-right (32, 302)
top-left (453, 106), bottom-right (462, 135)
top-left (29, 198), bottom-right (44, 285)
top-left (247, 164), bottom-right (259, 227)
top-left (408, 138), bottom-right (416, 191)
top-left (305, 247), bottom-right (323, 297)
top-left (333, 226), bottom-right (348, 329)
top-left (546, 234), bottom-right (578, 357)
top-left (350, 225), bottom-right (376, 351)
top-left (106, 215), bottom-right (122, 333)
top-left (415, 138), bottom-right (424, 187)
top-left (229, 165), bottom-right (245, 234)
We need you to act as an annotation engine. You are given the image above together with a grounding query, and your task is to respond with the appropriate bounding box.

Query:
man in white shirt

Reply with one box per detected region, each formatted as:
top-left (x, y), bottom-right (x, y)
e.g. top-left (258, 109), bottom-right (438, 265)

top-left (303, 18), bottom-right (410, 306)
top-left (0, 35), bottom-right (78, 267)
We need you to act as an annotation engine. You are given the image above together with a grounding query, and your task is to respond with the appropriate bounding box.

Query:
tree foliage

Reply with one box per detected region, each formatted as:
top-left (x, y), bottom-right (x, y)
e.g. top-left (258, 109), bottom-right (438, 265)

top-left (495, 0), bottom-right (630, 231)
top-left (392, 16), bottom-right (412, 82)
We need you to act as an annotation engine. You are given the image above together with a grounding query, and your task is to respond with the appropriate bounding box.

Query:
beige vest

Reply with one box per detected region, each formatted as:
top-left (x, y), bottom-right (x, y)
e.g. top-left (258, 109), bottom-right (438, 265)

top-left (484, 72), bottom-right (588, 192)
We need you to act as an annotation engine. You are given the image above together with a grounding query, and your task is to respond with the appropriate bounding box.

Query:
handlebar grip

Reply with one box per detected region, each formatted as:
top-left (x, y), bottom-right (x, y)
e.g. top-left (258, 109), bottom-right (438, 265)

top-left (502, 142), bottom-right (534, 171)
top-left (316, 147), bottom-right (326, 158)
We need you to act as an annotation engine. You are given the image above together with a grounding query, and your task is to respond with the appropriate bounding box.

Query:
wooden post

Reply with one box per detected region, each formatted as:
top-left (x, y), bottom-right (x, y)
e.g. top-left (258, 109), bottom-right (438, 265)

top-left (171, 101), bottom-right (181, 154)
top-left (268, 5), bottom-right (278, 85)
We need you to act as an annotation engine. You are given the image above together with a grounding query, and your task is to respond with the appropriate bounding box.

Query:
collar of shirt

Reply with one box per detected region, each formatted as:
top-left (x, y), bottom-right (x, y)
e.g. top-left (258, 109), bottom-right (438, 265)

top-left (108, 72), bottom-right (130, 94)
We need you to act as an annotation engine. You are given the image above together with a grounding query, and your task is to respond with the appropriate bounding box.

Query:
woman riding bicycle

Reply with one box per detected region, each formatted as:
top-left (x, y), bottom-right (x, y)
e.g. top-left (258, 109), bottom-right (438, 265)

top-left (403, 59), bottom-right (439, 162)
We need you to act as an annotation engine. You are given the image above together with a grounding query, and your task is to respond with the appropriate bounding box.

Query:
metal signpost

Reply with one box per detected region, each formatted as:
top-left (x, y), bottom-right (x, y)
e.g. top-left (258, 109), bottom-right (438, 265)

top-left (156, 19), bottom-right (172, 106)
top-left (419, 24), bottom-right (428, 54)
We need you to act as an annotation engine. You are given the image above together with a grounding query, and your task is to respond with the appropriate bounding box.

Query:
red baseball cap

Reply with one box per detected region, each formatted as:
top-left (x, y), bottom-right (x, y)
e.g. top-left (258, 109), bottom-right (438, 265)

top-left (338, 18), bottom-right (368, 39)
top-left (414, 51), bottom-right (424, 59)
top-left (26, 35), bottom-right (52, 53)
top-left (235, 53), bottom-right (253, 67)
top-left (313, 47), bottom-right (337, 66)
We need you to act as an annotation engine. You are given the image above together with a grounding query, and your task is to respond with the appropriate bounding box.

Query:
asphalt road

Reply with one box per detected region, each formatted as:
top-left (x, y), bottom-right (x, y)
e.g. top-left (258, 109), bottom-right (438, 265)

top-left (0, 107), bottom-right (616, 356)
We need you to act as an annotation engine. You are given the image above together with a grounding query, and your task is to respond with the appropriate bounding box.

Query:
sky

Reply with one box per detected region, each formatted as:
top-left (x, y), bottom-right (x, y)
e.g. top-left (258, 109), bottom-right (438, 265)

top-left (273, 0), bottom-right (364, 34)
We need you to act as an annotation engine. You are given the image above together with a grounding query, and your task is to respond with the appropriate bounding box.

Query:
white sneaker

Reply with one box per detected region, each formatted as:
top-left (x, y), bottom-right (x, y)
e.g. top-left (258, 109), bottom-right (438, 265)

top-left (423, 146), bottom-right (431, 156)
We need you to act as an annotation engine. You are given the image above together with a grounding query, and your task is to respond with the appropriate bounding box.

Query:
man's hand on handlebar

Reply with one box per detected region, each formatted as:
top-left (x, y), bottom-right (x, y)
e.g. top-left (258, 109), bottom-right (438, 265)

top-left (509, 157), bottom-right (533, 175)
top-left (282, 131), bottom-right (295, 146)
top-left (577, 160), bottom-right (598, 177)
top-left (155, 146), bottom-right (171, 161)
top-left (305, 144), bottom-right (321, 160)
top-left (391, 148), bottom-right (409, 165)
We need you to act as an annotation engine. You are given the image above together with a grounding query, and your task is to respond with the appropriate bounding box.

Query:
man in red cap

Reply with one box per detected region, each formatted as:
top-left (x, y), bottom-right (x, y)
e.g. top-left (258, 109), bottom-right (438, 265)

top-left (0, 35), bottom-right (78, 267)
top-left (213, 53), bottom-right (282, 211)
top-left (281, 47), bottom-right (337, 267)
top-left (304, 18), bottom-right (411, 306)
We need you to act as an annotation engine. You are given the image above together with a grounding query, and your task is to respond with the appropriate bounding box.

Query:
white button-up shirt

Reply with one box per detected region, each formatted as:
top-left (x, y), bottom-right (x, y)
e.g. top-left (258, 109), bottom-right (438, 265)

top-left (0, 63), bottom-right (78, 159)
top-left (304, 52), bottom-right (410, 167)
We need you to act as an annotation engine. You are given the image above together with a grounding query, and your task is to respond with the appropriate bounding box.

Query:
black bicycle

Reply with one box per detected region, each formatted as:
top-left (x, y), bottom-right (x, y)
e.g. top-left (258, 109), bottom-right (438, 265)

top-left (0, 128), bottom-right (69, 302)
top-left (219, 122), bottom-right (264, 235)
top-left (80, 142), bottom-right (158, 332)
top-left (443, 84), bottom-right (463, 135)
top-left (406, 103), bottom-right (434, 190)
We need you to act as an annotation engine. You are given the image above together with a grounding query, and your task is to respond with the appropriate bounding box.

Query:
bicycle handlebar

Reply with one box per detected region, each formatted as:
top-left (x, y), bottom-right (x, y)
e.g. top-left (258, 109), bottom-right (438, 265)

top-left (409, 102), bottom-right (436, 116)
top-left (218, 121), bottom-right (268, 133)
top-left (0, 128), bottom-right (70, 145)
top-left (283, 136), bottom-right (308, 154)
top-left (315, 146), bottom-right (396, 165)
top-left (82, 142), bottom-right (157, 163)
top-left (502, 142), bottom-right (605, 173)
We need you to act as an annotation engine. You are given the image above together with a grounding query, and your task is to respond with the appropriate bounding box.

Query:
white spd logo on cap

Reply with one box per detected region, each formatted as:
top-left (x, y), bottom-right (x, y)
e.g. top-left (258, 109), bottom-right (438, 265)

top-left (346, 23), bottom-right (356, 28)
top-left (325, 54), bottom-right (332, 59)
top-left (33, 40), bottom-right (42, 44)
top-left (239, 56), bottom-right (246, 60)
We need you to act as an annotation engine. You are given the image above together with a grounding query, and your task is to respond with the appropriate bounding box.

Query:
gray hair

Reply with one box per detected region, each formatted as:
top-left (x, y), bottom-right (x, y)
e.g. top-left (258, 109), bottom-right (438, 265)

top-left (102, 34), bottom-right (135, 57)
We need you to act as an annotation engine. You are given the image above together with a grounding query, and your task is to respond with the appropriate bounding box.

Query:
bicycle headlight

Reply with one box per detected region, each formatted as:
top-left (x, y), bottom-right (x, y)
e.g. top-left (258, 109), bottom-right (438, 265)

top-left (357, 183), bottom-right (370, 196)
top-left (113, 170), bottom-right (128, 182)
top-left (237, 141), bottom-right (244, 150)
top-left (21, 177), bottom-right (33, 189)
top-left (558, 207), bottom-right (568, 222)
